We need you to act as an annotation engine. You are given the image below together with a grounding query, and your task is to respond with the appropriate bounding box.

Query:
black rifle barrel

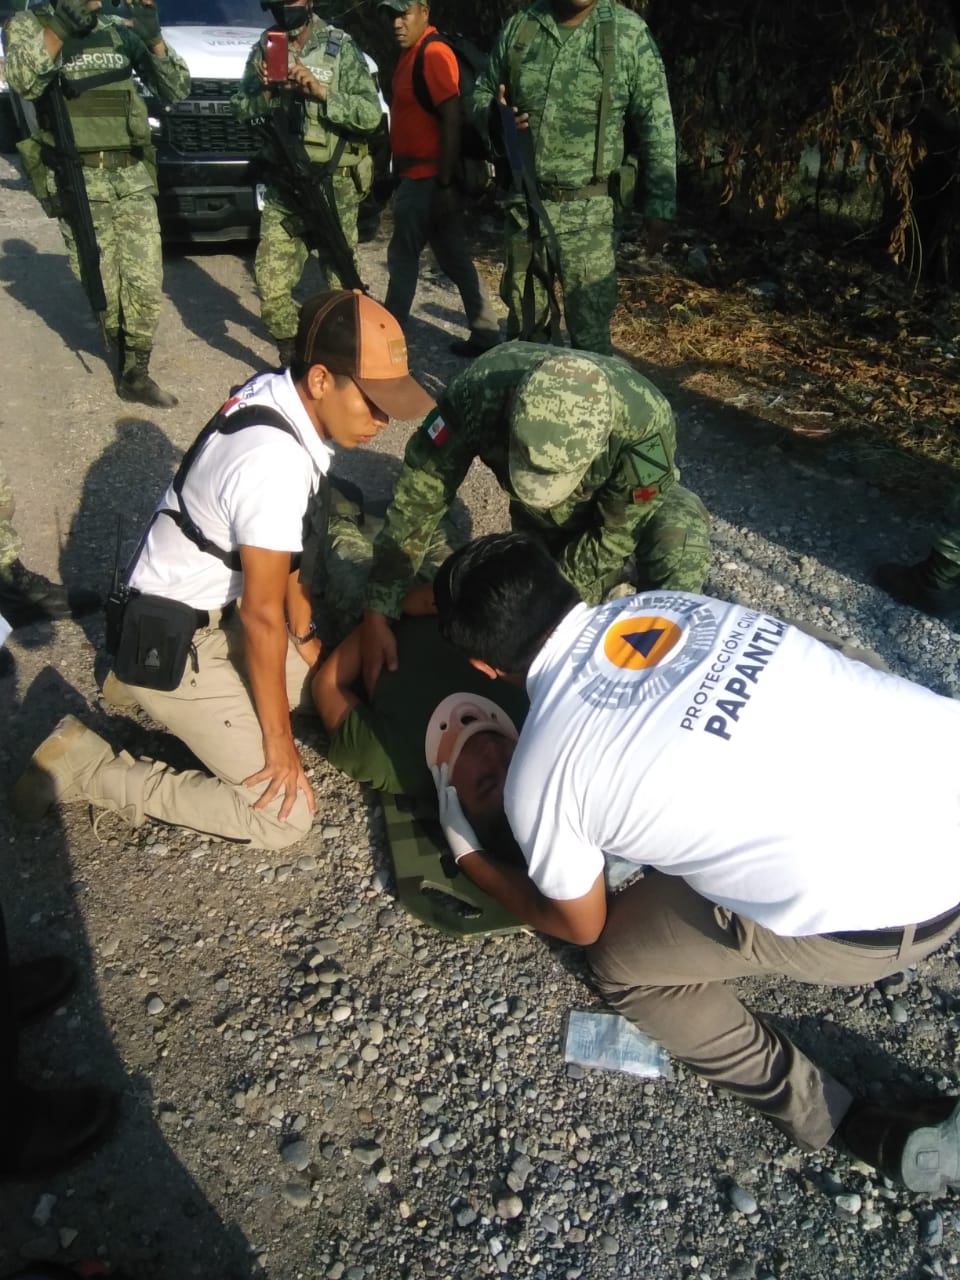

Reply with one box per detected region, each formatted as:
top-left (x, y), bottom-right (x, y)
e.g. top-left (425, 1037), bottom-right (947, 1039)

top-left (260, 88), bottom-right (366, 294)
top-left (43, 76), bottom-right (109, 336)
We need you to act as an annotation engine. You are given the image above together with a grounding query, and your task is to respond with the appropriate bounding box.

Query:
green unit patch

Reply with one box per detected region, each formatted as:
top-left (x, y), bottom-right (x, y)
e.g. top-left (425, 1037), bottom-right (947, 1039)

top-left (625, 434), bottom-right (672, 502)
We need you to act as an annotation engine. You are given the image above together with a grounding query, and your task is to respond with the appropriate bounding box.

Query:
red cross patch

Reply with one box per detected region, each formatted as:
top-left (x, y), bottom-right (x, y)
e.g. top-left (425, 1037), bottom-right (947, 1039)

top-left (632, 486), bottom-right (659, 503)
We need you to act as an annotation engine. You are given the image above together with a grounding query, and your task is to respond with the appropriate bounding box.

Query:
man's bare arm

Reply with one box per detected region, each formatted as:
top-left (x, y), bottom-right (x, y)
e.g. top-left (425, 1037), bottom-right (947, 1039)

top-left (312, 626), bottom-right (362, 734)
top-left (239, 545), bottom-right (315, 820)
top-left (458, 853), bottom-right (607, 946)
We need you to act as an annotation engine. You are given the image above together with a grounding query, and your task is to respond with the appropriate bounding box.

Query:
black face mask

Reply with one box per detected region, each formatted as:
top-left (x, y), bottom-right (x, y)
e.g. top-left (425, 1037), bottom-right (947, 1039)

top-left (261, 3), bottom-right (310, 32)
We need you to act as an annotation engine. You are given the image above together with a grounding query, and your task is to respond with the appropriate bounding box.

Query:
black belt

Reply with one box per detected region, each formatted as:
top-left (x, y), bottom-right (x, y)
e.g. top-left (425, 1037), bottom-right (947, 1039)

top-left (826, 901), bottom-right (960, 948)
top-left (539, 180), bottom-right (609, 202)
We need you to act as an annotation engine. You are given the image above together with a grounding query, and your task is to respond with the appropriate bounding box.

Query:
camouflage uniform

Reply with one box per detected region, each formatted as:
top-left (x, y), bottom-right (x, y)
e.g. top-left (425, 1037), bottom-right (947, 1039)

top-left (234, 18), bottom-right (382, 345)
top-left (935, 486), bottom-right (960, 570)
top-left (4, 8), bottom-right (189, 356)
top-left (365, 342), bottom-right (710, 617)
top-left (0, 460), bottom-right (22, 574)
top-left (471, 0), bottom-right (676, 355)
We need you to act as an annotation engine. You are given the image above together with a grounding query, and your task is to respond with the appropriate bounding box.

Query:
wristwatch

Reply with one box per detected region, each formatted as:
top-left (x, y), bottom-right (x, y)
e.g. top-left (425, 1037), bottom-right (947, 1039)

top-left (288, 619), bottom-right (317, 645)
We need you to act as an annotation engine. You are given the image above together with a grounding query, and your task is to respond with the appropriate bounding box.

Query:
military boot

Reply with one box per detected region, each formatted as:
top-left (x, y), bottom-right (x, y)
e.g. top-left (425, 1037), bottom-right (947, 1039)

top-left (0, 559), bottom-right (100, 627)
top-left (277, 336), bottom-right (296, 368)
top-left (875, 550), bottom-right (960, 619)
top-left (837, 1094), bottom-right (960, 1195)
top-left (13, 716), bottom-right (116, 821)
top-left (118, 349), bottom-right (178, 409)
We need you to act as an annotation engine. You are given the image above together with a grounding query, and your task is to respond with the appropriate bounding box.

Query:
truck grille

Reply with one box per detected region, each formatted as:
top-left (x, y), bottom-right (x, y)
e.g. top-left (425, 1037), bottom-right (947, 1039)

top-left (158, 81), bottom-right (258, 156)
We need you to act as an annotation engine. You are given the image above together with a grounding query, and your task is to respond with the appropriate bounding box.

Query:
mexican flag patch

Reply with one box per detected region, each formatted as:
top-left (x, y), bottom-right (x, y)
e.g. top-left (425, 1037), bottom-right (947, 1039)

top-left (423, 408), bottom-right (449, 447)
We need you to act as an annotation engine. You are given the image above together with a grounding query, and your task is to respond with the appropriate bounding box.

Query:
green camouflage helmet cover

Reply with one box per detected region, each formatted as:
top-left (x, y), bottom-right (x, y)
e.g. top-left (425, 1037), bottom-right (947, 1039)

top-left (508, 353), bottom-right (615, 510)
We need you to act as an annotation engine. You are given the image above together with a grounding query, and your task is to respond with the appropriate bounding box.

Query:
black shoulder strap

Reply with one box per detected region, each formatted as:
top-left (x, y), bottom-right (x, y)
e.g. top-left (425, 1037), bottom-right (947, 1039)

top-left (159, 404), bottom-right (302, 573)
top-left (412, 32), bottom-right (446, 118)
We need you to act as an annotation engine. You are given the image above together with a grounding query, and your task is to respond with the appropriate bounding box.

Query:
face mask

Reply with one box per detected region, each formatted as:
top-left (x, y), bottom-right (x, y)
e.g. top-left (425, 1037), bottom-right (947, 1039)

top-left (262, 3), bottom-right (310, 32)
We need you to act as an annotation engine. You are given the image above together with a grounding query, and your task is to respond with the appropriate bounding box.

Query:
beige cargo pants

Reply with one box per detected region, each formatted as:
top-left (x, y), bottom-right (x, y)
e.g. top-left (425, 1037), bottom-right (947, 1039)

top-left (110, 607), bottom-right (316, 849)
top-left (589, 871), bottom-right (960, 1150)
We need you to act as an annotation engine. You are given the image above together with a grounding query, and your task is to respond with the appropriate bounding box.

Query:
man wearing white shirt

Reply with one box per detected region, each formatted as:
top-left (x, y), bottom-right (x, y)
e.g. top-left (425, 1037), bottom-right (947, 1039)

top-left (431, 531), bottom-right (960, 1194)
top-left (14, 291), bottom-right (434, 851)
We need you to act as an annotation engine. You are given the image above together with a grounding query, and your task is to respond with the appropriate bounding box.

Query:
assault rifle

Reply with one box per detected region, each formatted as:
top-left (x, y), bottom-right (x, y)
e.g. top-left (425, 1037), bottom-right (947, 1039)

top-left (256, 88), bottom-right (366, 293)
top-left (497, 101), bottom-right (562, 346)
top-left (40, 76), bottom-right (109, 348)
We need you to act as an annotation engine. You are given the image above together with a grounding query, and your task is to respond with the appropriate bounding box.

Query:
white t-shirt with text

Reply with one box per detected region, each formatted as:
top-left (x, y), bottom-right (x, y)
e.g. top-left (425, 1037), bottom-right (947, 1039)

top-left (506, 594), bottom-right (960, 935)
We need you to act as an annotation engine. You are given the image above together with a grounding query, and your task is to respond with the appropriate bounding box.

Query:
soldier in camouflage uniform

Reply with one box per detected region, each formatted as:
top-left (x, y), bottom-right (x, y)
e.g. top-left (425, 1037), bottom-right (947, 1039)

top-left (875, 487), bottom-right (960, 620)
top-left (471, 0), bottom-right (676, 355)
top-left (233, 0), bottom-right (382, 366)
top-left (0, 458), bottom-right (100, 627)
top-left (4, 0), bottom-right (190, 408)
top-left (359, 342), bottom-right (710, 682)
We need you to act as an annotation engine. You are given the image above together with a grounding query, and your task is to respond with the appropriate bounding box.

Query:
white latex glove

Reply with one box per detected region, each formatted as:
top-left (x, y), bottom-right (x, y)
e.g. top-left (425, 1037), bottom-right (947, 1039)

top-left (430, 762), bottom-right (481, 863)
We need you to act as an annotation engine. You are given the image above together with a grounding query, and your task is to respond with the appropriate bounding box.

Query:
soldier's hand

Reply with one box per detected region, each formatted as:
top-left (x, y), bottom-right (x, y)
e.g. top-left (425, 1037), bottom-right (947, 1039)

top-left (49, 0), bottom-right (98, 41)
top-left (289, 61), bottom-right (327, 101)
top-left (401, 582), bottom-right (436, 616)
top-left (360, 609), bottom-right (398, 697)
top-left (128, 0), bottom-right (163, 47)
top-left (495, 83), bottom-right (529, 130)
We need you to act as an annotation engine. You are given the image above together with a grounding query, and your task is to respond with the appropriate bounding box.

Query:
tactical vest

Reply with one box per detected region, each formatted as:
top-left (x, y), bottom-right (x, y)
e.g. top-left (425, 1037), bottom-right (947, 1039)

top-left (296, 26), bottom-right (366, 167)
top-left (49, 19), bottom-right (150, 152)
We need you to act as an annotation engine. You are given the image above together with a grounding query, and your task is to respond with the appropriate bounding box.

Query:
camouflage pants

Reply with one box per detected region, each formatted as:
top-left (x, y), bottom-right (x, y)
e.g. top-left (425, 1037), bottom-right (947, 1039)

top-left (51, 161), bottom-right (162, 350)
top-left (0, 459), bottom-right (21, 572)
top-left (933, 485), bottom-right (960, 570)
top-left (501, 193), bottom-right (617, 356)
top-left (255, 170), bottom-right (365, 342)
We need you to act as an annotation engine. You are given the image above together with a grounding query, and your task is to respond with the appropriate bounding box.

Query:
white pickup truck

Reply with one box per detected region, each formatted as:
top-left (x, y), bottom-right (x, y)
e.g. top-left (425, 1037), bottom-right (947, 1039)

top-left (0, 0), bottom-right (389, 243)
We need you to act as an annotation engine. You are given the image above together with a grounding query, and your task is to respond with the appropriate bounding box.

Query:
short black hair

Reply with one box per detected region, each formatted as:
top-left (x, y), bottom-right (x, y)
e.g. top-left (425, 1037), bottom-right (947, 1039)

top-left (434, 533), bottom-right (580, 673)
top-left (289, 355), bottom-right (354, 387)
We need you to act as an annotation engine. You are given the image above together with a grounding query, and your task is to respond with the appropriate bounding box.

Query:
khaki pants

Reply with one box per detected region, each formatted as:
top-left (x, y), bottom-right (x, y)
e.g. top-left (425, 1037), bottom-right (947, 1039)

top-left (588, 872), bottom-right (960, 1150)
top-left (113, 608), bottom-right (316, 849)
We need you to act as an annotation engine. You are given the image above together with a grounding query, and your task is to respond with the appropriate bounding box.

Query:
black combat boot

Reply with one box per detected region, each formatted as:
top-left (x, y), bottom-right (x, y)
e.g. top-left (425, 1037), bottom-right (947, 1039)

top-left (118, 349), bottom-right (178, 409)
top-left (837, 1094), bottom-right (960, 1195)
top-left (875, 550), bottom-right (960, 618)
top-left (0, 559), bottom-right (101, 627)
top-left (277, 336), bottom-right (296, 367)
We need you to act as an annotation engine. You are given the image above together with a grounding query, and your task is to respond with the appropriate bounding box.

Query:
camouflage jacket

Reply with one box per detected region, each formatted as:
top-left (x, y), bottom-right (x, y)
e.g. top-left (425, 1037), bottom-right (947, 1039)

top-left (233, 16), bottom-right (382, 156)
top-left (366, 343), bottom-right (680, 616)
top-left (4, 8), bottom-right (189, 108)
top-left (470, 0), bottom-right (676, 219)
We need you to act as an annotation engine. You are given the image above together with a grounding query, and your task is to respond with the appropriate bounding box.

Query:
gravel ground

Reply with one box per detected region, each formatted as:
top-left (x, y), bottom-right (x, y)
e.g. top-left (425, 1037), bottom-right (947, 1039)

top-left (1, 153), bottom-right (958, 1280)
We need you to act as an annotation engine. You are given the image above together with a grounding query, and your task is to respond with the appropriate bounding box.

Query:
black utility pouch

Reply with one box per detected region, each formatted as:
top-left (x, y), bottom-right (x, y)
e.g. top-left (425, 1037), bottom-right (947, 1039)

top-left (113, 592), bottom-right (200, 692)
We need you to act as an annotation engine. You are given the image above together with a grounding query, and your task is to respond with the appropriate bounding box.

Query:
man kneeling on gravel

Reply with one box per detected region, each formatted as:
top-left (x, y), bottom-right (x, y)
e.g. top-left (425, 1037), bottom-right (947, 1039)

top-left (13, 291), bottom-right (434, 851)
top-left (429, 532), bottom-right (960, 1195)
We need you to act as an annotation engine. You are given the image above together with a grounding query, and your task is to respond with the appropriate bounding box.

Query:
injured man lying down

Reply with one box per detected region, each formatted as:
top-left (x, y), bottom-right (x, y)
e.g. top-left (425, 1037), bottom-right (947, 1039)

top-left (311, 614), bottom-right (531, 934)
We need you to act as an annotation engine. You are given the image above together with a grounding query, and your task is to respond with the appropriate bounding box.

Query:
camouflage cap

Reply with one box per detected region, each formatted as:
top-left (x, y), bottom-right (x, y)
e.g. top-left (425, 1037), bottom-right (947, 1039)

top-left (507, 353), bottom-right (614, 510)
top-left (377, 0), bottom-right (427, 11)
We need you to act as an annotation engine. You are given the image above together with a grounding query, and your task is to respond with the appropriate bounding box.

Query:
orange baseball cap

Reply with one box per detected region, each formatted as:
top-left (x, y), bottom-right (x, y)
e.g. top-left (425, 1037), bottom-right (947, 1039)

top-left (295, 290), bottom-right (435, 421)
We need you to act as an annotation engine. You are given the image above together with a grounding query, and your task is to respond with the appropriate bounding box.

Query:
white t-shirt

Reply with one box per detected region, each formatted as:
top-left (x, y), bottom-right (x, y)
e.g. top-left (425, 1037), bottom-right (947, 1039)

top-left (507, 593), bottom-right (960, 935)
top-left (130, 371), bottom-right (333, 610)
